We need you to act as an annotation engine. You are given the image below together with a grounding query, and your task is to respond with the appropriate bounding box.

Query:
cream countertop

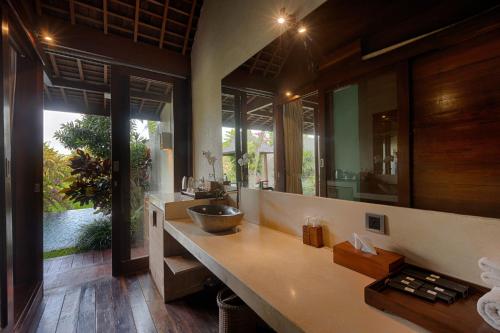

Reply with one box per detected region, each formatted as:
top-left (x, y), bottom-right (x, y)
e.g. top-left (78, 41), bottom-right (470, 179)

top-left (147, 192), bottom-right (194, 209)
top-left (163, 218), bottom-right (427, 333)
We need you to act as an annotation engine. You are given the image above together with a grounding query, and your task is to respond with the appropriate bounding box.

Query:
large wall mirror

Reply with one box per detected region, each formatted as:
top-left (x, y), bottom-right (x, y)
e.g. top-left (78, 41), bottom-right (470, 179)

top-left (221, 0), bottom-right (500, 219)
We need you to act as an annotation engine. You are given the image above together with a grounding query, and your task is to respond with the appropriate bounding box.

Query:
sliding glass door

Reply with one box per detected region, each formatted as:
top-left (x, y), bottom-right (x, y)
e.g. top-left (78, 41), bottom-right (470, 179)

top-left (129, 76), bottom-right (173, 259)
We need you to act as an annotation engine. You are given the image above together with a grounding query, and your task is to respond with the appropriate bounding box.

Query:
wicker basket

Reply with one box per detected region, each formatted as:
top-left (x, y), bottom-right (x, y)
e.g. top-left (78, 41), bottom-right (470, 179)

top-left (217, 288), bottom-right (257, 333)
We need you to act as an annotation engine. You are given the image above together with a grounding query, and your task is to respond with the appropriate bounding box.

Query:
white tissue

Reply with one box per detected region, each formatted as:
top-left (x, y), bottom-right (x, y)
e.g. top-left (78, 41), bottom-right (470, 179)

top-left (349, 233), bottom-right (377, 255)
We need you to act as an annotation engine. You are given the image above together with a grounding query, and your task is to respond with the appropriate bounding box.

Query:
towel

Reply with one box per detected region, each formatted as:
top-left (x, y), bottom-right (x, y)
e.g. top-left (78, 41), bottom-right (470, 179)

top-left (479, 257), bottom-right (500, 274)
top-left (483, 272), bottom-right (500, 288)
top-left (477, 287), bottom-right (500, 331)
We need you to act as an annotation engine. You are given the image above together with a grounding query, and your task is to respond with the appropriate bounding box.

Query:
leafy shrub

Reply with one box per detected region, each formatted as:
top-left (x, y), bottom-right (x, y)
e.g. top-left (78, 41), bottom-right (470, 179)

top-left (75, 217), bottom-right (112, 251)
top-left (62, 149), bottom-right (112, 215)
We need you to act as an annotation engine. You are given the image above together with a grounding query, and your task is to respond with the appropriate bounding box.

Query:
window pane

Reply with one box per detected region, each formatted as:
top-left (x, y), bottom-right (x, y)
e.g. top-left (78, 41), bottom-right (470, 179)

top-left (221, 93), bottom-right (237, 185)
top-left (245, 94), bottom-right (274, 189)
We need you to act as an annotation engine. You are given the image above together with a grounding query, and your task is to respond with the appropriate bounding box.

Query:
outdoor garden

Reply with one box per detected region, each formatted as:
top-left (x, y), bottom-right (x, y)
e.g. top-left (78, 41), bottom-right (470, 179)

top-left (43, 114), bottom-right (152, 259)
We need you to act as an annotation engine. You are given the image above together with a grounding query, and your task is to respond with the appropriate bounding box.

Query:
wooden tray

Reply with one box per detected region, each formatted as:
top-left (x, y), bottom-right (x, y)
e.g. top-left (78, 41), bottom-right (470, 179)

top-left (365, 264), bottom-right (496, 333)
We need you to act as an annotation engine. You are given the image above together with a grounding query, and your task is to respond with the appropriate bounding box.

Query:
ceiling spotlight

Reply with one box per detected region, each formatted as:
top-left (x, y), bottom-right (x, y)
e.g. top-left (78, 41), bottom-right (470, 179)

top-left (277, 7), bottom-right (287, 25)
top-left (297, 26), bottom-right (307, 34)
top-left (285, 91), bottom-right (292, 97)
top-left (43, 35), bottom-right (53, 42)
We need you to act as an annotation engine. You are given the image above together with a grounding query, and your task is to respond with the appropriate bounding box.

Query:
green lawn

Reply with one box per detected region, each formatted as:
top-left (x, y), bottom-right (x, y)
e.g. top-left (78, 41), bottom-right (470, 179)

top-left (43, 247), bottom-right (78, 259)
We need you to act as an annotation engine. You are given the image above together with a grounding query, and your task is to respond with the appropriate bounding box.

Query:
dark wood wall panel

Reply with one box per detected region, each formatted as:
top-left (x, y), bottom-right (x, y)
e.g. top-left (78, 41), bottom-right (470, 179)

top-left (412, 33), bottom-right (500, 218)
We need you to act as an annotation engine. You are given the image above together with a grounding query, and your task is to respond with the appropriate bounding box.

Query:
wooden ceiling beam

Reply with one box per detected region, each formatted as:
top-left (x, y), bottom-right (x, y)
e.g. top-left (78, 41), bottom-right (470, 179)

top-left (83, 90), bottom-right (89, 108)
top-left (69, 0), bottom-right (76, 24)
top-left (48, 77), bottom-right (172, 103)
top-left (44, 101), bottom-right (109, 116)
top-left (60, 87), bottom-right (68, 104)
top-left (103, 64), bottom-right (108, 84)
top-left (76, 59), bottom-right (84, 80)
top-left (39, 15), bottom-right (189, 78)
top-left (103, 0), bottom-right (108, 34)
top-left (263, 44), bottom-right (280, 77)
top-left (43, 85), bottom-right (52, 101)
top-left (249, 52), bottom-right (262, 74)
top-left (159, 0), bottom-right (169, 48)
top-left (133, 0), bottom-right (140, 42)
top-left (49, 53), bottom-right (60, 77)
top-left (182, 0), bottom-right (196, 55)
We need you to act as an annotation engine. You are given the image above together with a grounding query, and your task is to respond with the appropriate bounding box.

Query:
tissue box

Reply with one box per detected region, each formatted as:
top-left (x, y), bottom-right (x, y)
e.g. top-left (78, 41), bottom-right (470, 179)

top-left (333, 241), bottom-right (404, 279)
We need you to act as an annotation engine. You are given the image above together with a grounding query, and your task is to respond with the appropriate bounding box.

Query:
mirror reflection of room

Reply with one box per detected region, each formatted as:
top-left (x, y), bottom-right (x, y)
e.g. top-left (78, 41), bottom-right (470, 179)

top-left (327, 71), bottom-right (398, 204)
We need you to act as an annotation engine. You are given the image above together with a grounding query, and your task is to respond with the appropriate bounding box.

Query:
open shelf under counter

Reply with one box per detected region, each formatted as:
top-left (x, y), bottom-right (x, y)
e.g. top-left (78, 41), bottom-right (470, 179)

top-left (164, 254), bottom-right (204, 275)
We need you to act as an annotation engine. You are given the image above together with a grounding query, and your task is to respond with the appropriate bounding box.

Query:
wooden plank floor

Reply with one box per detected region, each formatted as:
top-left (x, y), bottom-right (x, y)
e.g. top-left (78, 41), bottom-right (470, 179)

top-left (43, 250), bottom-right (112, 291)
top-left (34, 251), bottom-right (219, 333)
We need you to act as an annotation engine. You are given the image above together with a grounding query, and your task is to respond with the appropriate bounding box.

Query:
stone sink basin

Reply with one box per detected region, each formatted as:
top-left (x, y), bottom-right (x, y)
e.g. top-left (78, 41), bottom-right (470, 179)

top-left (187, 205), bottom-right (243, 233)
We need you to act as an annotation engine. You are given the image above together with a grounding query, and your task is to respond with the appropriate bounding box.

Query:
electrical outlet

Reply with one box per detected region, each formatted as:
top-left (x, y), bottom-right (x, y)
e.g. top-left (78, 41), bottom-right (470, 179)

top-left (365, 213), bottom-right (385, 234)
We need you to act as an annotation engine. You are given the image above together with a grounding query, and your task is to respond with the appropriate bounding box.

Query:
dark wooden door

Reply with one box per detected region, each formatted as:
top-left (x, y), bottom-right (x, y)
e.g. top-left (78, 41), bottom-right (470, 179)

top-left (0, 6), bottom-right (14, 328)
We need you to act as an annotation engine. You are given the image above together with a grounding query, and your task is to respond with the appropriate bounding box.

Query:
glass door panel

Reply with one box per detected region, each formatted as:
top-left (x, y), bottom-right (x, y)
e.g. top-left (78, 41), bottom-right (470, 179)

top-left (129, 76), bottom-right (173, 259)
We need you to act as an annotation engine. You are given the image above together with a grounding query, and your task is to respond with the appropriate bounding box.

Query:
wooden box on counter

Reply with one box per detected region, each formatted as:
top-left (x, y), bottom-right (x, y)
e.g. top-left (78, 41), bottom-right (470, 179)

top-left (365, 264), bottom-right (496, 333)
top-left (333, 241), bottom-right (404, 279)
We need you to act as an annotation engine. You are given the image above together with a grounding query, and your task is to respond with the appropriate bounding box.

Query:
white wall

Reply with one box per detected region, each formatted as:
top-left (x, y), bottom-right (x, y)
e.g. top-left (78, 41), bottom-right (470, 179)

top-left (240, 188), bottom-right (500, 287)
top-left (191, 0), bottom-right (326, 179)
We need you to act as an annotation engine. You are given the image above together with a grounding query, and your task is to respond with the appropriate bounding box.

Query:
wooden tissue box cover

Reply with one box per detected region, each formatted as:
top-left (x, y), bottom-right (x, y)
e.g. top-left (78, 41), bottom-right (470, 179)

top-left (333, 241), bottom-right (404, 279)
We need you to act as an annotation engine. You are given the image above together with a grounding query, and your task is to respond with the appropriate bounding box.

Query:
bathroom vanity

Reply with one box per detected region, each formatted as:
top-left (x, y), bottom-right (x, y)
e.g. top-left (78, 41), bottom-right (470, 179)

top-left (147, 192), bottom-right (214, 301)
top-left (147, 192), bottom-right (428, 333)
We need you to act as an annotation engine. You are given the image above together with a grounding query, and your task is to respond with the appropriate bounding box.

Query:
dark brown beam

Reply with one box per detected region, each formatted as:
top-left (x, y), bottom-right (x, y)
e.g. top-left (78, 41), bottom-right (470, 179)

top-left (49, 77), bottom-right (172, 102)
top-left (159, 0), bottom-right (169, 48)
top-left (44, 101), bottom-right (108, 116)
top-left (76, 59), bottom-right (84, 80)
top-left (49, 53), bottom-right (59, 77)
top-left (133, 0), bottom-right (140, 42)
top-left (249, 52), bottom-right (261, 75)
top-left (69, 0), bottom-right (75, 24)
top-left (103, 64), bottom-right (108, 83)
top-left (51, 77), bottom-right (109, 93)
top-left (182, 0), bottom-right (196, 55)
top-left (222, 68), bottom-right (277, 93)
top-left (103, 0), bottom-right (108, 34)
top-left (83, 90), bottom-right (89, 108)
top-left (39, 15), bottom-right (189, 78)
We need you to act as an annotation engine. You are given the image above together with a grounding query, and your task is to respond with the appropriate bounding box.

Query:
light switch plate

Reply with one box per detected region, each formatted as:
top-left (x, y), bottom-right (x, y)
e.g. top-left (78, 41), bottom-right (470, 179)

top-left (365, 213), bottom-right (386, 234)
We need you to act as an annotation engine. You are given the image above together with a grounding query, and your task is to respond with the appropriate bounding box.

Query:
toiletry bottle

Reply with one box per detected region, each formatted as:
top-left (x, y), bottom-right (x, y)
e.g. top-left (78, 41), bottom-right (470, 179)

top-left (302, 217), bottom-right (311, 245)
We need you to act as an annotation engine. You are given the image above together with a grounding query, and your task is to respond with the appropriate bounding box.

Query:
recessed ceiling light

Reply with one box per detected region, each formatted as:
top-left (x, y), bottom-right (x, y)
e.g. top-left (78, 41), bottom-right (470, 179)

top-left (285, 91), bottom-right (292, 97)
top-left (44, 35), bottom-right (53, 42)
top-left (277, 16), bottom-right (286, 24)
top-left (297, 26), bottom-right (307, 34)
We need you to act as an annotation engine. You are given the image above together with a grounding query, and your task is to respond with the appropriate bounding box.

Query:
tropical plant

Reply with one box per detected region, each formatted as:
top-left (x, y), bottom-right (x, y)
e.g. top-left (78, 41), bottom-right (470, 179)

top-left (75, 217), bottom-right (112, 251)
top-left (43, 143), bottom-right (72, 212)
top-left (55, 115), bottom-right (111, 159)
top-left (55, 115), bottom-right (152, 217)
top-left (61, 149), bottom-right (112, 215)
